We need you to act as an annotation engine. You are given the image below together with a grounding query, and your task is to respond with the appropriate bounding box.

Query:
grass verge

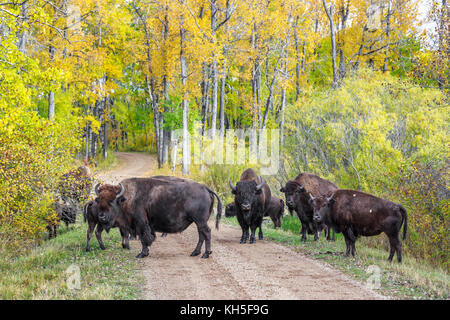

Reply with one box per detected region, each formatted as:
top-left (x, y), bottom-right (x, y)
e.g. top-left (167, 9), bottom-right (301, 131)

top-left (0, 221), bottom-right (144, 299)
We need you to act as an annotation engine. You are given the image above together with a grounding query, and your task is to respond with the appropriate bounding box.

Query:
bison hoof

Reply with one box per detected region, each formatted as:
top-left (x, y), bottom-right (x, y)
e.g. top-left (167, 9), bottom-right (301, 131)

top-left (190, 250), bottom-right (201, 257)
top-left (201, 251), bottom-right (212, 259)
top-left (123, 245), bottom-right (130, 250)
top-left (136, 252), bottom-right (149, 258)
top-left (100, 246), bottom-right (106, 250)
top-left (258, 235), bottom-right (264, 240)
top-left (249, 238), bottom-right (256, 244)
top-left (240, 239), bottom-right (247, 244)
top-left (85, 247), bottom-right (90, 252)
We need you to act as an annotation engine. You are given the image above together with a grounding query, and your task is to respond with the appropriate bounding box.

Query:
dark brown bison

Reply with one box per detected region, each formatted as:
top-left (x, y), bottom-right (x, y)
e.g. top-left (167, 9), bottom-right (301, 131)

top-left (225, 196), bottom-right (284, 229)
top-left (59, 165), bottom-right (92, 205)
top-left (83, 197), bottom-right (131, 252)
top-left (229, 168), bottom-right (271, 244)
top-left (280, 173), bottom-right (337, 241)
top-left (312, 189), bottom-right (408, 262)
top-left (95, 177), bottom-right (222, 259)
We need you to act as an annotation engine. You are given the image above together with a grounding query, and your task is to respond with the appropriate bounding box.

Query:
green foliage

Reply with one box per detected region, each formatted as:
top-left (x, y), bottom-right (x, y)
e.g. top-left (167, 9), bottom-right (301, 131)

top-left (0, 104), bottom-right (82, 244)
top-left (283, 68), bottom-right (449, 268)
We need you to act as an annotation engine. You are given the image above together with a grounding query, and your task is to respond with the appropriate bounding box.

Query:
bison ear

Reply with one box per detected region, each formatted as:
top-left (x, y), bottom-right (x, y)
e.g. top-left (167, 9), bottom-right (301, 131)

top-left (255, 188), bottom-right (262, 195)
top-left (279, 187), bottom-right (286, 193)
top-left (297, 185), bottom-right (305, 193)
top-left (95, 197), bottom-right (99, 203)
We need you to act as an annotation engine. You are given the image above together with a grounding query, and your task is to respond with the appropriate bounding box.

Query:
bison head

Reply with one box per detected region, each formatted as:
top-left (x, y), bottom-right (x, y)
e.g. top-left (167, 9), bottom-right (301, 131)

top-left (279, 181), bottom-right (305, 211)
top-left (311, 193), bottom-right (335, 224)
top-left (225, 202), bottom-right (237, 217)
top-left (229, 177), bottom-right (265, 213)
top-left (94, 183), bottom-right (126, 230)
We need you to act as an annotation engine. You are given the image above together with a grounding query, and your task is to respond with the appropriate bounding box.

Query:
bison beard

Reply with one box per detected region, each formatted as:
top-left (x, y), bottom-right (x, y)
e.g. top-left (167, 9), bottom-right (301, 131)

top-left (95, 177), bottom-right (222, 259)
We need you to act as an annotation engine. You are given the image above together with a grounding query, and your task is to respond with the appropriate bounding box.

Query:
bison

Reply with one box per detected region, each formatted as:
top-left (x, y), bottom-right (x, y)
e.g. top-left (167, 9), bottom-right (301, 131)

top-left (59, 165), bottom-right (92, 206)
top-left (312, 189), bottom-right (408, 262)
top-left (225, 196), bottom-right (284, 229)
top-left (47, 202), bottom-right (77, 239)
top-left (95, 177), bottom-right (222, 259)
top-left (229, 168), bottom-right (271, 244)
top-left (83, 196), bottom-right (131, 252)
top-left (280, 173), bottom-right (337, 241)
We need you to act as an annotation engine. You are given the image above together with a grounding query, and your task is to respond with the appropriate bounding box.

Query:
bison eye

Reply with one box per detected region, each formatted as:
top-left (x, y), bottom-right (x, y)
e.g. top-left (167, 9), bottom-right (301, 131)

top-left (95, 198), bottom-right (99, 203)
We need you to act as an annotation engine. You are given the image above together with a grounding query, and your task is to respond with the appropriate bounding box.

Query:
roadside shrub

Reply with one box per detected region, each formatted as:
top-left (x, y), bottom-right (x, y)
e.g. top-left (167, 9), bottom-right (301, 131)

top-left (0, 106), bottom-right (81, 248)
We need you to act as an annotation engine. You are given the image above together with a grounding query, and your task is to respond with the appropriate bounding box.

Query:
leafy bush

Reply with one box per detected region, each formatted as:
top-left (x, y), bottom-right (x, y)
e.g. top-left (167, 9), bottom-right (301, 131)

top-left (283, 68), bottom-right (449, 268)
top-left (0, 106), bottom-right (81, 247)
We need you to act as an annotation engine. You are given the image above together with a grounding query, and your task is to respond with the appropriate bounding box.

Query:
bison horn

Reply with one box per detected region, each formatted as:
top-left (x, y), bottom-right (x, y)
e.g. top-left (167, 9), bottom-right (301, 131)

top-left (94, 183), bottom-right (101, 195)
top-left (256, 176), bottom-right (265, 191)
top-left (309, 193), bottom-right (315, 201)
top-left (229, 180), bottom-right (236, 192)
top-left (116, 183), bottom-right (125, 198)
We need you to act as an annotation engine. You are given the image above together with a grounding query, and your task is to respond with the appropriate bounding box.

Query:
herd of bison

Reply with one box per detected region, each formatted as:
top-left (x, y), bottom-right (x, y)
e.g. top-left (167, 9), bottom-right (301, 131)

top-left (51, 166), bottom-right (407, 263)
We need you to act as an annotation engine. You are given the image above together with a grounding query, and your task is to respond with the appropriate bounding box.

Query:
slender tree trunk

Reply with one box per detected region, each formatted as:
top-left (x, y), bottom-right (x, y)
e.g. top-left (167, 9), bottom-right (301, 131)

top-left (383, 0), bottom-right (392, 73)
top-left (210, 0), bottom-right (218, 139)
top-left (180, 0), bottom-right (189, 175)
top-left (48, 91), bottom-right (55, 120)
top-left (323, 0), bottom-right (338, 87)
top-left (293, 17), bottom-right (301, 101)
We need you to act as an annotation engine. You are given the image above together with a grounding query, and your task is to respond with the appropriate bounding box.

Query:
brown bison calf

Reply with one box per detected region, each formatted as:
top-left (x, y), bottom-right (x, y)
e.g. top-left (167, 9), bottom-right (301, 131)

top-left (83, 197), bottom-right (131, 252)
top-left (312, 189), bottom-right (408, 263)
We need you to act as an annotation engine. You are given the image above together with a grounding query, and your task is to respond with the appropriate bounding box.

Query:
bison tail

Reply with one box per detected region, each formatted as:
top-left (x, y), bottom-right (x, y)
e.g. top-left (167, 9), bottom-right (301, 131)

top-left (399, 205), bottom-right (408, 241)
top-left (206, 187), bottom-right (222, 230)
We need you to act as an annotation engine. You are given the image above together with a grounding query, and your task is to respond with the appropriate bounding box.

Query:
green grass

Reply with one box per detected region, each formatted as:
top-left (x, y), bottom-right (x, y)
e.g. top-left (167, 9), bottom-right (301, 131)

top-left (0, 221), bottom-right (144, 299)
top-left (96, 151), bottom-right (120, 172)
top-left (221, 214), bottom-right (449, 300)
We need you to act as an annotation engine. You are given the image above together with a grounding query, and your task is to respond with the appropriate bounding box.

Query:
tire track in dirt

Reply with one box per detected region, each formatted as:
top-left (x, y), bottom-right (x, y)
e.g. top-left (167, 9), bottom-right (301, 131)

top-left (100, 152), bottom-right (386, 300)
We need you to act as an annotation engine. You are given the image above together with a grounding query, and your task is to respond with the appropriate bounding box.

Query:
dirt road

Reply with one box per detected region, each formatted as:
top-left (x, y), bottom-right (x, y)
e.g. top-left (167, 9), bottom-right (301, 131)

top-left (99, 152), bottom-right (385, 300)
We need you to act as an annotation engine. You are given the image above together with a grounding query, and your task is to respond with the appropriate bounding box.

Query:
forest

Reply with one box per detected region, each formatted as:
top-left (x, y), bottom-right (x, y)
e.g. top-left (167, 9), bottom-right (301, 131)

top-left (0, 0), bottom-right (448, 271)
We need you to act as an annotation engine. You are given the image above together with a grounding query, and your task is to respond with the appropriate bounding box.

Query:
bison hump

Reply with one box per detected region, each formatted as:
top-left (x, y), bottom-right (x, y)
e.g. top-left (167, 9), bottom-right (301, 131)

top-left (240, 168), bottom-right (259, 181)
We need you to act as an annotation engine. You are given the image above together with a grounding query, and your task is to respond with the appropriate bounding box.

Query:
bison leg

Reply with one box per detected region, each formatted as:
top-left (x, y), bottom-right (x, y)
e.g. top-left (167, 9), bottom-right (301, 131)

top-left (343, 234), bottom-right (352, 257)
top-left (85, 221), bottom-right (96, 252)
top-left (330, 228), bottom-right (336, 241)
top-left (95, 224), bottom-right (106, 250)
top-left (239, 225), bottom-right (249, 244)
top-left (300, 224), bottom-right (307, 242)
top-left (161, 233), bottom-right (167, 238)
top-left (200, 224), bottom-right (212, 259)
top-left (258, 225), bottom-right (264, 240)
top-left (136, 224), bottom-right (155, 259)
top-left (314, 229), bottom-right (319, 241)
top-left (351, 241), bottom-right (357, 257)
top-left (249, 226), bottom-right (258, 244)
top-left (120, 229), bottom-right (130, 250)
top-left (191, 225), bottom-right (205, 257)
top-left (387, 234), bottom-right (402, 263)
